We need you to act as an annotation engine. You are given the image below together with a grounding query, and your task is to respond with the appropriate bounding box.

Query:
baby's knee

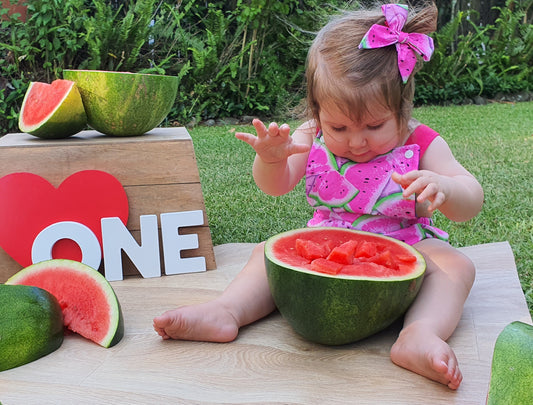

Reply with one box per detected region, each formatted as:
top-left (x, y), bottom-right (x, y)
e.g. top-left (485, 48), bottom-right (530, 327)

top-left (252, 241), bottom-right (266, 256)
top-left (448, 249), bottom-right (476, 291)
top-left (255, 241), bottom-right (266, 249)
top-left (417, 240), bottom-right (476, 290)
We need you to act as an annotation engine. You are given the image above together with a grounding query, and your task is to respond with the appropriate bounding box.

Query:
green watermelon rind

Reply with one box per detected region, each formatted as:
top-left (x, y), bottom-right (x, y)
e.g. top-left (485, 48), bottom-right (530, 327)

top-left (307, 141), bottom-right (359, 208)
top-left (314, 137), bottom-right (340, 171)
top-left (18, 80), bottom-right (87, 139)
top-left (63, 70), bottom-right (178, 136)
top-left (487, 321), bottom-right (533, 404)
top-left (0, 284), bottom-right (64, 371)
top-left (6, 259), bottom-right (124, 348)
top-left (373, 192), bottom-right (416, 217)
top-left (308, 189), bottom-right (359, 209)
top-left (264, 227), bottom-right (426, 345)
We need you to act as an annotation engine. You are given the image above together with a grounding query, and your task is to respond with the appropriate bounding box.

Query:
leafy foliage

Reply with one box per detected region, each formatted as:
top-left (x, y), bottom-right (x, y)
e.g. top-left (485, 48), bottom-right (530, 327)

top-left (1, 0), bottom-right (532, 135)
top-left (416, 0), bottom-right (533, 104)
top-left (82, 0), bottom-right (156, 71)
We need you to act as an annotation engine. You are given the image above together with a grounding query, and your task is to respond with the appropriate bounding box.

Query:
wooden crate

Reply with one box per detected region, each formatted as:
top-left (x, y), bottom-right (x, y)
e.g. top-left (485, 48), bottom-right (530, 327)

top-left (0, 127), bottom-right (216, 282)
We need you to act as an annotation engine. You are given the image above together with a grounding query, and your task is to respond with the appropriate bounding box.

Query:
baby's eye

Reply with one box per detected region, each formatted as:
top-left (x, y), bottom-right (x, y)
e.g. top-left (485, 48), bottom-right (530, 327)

top-left (331, 126), bottom-right (346, 132)
top-left (367, 123), bottom-right (384, 130)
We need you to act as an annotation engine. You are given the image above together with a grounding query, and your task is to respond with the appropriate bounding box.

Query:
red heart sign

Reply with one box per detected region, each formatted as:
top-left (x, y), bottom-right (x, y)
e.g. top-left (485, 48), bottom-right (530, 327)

top-left (0, 170), bottom-right (129, 267)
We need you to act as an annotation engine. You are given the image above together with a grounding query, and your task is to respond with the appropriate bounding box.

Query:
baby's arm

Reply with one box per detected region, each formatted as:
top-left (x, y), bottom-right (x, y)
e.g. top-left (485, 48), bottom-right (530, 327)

top-left (393, 136), bottom-right (483, 222)
top-left (235, 119), bottom-right (314, 196)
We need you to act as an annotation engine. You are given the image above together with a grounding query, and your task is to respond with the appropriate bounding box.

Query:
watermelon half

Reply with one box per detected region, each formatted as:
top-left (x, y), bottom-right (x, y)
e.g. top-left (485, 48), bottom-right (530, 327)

top-left (62, 69), bottom-right (178, 136)
top-left (487, 321), bottom-right (533, 404)
top-left (265, 227), bottom-right (426, 345)
top-left (18, 79), bottom-right (87, 138)
top-left (6, 259), bottom-right (124, 348)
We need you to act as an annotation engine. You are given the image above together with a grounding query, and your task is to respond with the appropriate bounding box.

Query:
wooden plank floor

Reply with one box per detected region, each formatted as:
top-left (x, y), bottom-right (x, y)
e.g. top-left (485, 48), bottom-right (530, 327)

top-left (1, 241), bottom-right (531, 404)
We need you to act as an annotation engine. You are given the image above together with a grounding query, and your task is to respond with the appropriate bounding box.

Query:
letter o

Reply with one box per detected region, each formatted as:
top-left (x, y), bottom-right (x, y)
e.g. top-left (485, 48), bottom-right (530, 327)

top-left (31, 221), bottom-right (102, 270)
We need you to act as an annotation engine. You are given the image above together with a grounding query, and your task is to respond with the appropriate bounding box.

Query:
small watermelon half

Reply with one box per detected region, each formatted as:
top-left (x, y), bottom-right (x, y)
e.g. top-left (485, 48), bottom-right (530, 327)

top-left (6, 259), bottom-right (124, 348)
top-left (265, 227), bottom-right (426, 345)
top-left (18, 79), bottom-right (87, 139)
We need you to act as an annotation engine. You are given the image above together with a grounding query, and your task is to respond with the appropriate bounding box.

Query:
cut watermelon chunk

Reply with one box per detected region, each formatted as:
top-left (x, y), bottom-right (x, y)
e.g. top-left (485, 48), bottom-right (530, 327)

top-left (295, 238), bottom-right (329, 261)
top-left (355, 240), bottom-right (377, 258)
top-left (327, 239), bottom-right (358, 265)
top-left (6, 259), bottom-right (124, 348)
top-left (310, 258), bottom-right (344, 275)
top-left (18, 79), bottom-right (87, 139)
top-left (367, 250), bottom-right (398, 269)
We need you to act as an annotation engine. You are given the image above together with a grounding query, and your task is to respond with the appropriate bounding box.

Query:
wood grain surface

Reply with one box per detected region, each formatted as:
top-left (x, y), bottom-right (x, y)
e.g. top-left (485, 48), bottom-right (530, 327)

top-left (0, 241), bottom-right (531, 404)
top-left (0, 127), bottom-right (216, 282)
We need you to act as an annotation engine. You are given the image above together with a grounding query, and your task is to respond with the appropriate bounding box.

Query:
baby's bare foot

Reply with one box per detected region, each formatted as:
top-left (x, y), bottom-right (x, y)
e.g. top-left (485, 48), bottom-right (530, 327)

top-left (390, 324), bottom-right (462, 389)
top-left (153, 301), bottom-right (239, 343)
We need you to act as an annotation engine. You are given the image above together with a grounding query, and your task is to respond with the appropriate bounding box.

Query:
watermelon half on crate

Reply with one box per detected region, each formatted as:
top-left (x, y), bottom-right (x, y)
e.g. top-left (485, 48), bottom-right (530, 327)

top-left (18, 79), bottom-right (87, 138)
top-left (6, 259), bottom-right (124, 348)
top-left (265, 227), bottom-right (426, 345)
top-left (63, 69), bottom-right (178, 136)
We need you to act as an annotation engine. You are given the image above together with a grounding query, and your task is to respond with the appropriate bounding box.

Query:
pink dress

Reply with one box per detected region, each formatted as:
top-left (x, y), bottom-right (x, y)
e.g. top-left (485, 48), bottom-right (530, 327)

top-left (305, 125), bottom-right (449, 245)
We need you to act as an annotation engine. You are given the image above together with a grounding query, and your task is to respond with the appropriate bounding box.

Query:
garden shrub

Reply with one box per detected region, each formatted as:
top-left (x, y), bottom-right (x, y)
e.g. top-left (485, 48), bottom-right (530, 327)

top-left (1, 0), bottom-right (532, 135)
top-left (416, 0), bottom-right (533, 104)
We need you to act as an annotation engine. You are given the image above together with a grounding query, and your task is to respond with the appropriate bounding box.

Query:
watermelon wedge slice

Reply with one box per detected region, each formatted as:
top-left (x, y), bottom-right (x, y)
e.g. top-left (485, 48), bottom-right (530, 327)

top-left (6, 259), bottom-right (124, 348)
top-left (18, 79), bottom-right (87, 139)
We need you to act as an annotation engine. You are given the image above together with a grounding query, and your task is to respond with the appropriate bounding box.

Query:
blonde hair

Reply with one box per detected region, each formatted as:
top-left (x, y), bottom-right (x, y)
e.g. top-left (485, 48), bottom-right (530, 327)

top-left (306, 2), bottom-right (437, 134)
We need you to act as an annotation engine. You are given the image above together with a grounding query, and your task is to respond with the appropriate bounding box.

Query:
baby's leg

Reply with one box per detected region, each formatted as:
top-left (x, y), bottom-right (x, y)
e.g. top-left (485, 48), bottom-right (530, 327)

top-left (153, 242), bottom-right (276, 342)
top-left (390, 239), bottom-right (475, 389)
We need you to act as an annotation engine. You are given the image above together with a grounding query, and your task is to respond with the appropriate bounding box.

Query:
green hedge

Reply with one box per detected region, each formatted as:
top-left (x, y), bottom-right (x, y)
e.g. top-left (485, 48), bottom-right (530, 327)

top-left (1, 0), bottom-right (532, 135)
top-left (415, 1), bottom-right (533, 104)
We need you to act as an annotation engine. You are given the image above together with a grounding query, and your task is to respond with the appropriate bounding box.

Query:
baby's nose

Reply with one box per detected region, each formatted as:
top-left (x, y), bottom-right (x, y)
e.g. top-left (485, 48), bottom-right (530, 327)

top-left (349, 134), bottom-right (367, 148)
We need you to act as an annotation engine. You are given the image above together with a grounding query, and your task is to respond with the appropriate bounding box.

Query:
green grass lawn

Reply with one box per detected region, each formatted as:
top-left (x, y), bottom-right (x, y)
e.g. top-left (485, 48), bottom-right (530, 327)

top-left (189, 101), bottom-right (533, 315)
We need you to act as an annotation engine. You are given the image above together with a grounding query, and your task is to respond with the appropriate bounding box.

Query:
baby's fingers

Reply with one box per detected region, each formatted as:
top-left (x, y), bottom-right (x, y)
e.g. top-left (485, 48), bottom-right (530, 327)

top-left (278, 123), bottom-right (291, 139)
top-left (415, 181), bottom-right (439, 203)
top-left (392, 171), bottom-right (423, 197)
top-left (234, 131), bottom-right (257, 148)
top-left (427, 191), bottom-right (446, 212)
top-left (287, 141), bottom-right (311, 156)
top-left (253, 118), bottom-right (269, 138)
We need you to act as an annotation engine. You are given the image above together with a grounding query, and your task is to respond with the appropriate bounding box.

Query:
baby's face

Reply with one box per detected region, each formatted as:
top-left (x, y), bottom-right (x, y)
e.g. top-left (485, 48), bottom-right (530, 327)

top-left (318, 103), bottom-right (404, 163)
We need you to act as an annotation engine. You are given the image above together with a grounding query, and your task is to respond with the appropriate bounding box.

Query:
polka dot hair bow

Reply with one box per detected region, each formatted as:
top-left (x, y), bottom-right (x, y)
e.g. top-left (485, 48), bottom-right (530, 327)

top-left (358, 3), bottom-right (434, 83)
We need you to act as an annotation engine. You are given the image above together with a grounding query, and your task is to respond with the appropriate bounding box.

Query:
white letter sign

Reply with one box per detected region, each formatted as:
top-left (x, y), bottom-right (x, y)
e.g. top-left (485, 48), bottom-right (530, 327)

top-left (31, 221), bottom-right (102, 270)
top-left (102, 215), bottom-right (161, 281)
top-left (161, 210), bottom-right (206, 275)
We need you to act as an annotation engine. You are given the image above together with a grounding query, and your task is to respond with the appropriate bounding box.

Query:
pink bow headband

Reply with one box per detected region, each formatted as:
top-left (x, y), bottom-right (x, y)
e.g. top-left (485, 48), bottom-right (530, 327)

top-left (358, 3), bottom-right (434, 83)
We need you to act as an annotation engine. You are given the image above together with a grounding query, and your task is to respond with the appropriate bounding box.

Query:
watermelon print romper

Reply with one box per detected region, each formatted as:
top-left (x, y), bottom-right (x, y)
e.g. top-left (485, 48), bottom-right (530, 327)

top-left (305, 124), bottom-right (449, 246)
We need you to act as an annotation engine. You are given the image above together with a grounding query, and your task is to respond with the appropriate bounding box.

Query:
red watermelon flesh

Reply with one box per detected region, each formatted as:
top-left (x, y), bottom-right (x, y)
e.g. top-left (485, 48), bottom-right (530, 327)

top-left (22, 81), bottom-right (72, 126)
top-left (6, 259), bottom-right (124, 348)
top-left (271, 228), bottom-right (418, 277)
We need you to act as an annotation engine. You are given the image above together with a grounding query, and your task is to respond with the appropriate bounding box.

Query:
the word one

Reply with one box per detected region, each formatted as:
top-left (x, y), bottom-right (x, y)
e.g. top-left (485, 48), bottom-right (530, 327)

top-left (31, 210), bottom-right (206, 281)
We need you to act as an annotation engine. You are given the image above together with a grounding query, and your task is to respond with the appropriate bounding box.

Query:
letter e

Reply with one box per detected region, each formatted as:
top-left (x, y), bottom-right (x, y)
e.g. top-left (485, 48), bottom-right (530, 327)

top-left (160, 211), bottom-right (206, 275)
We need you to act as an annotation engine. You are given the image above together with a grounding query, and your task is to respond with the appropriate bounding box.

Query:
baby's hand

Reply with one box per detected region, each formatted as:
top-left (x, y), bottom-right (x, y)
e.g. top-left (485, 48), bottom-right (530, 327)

top-left (392, 171), bottom-right (451, 214)
top-left (235, 119), bottom-right (309, 163)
